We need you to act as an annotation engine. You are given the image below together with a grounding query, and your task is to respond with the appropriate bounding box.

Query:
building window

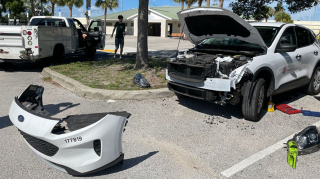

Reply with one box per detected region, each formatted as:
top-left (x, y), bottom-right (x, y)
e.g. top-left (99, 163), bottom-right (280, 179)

top-left (131, 23), bottom-right (134, 26)
top-left (106, 22), bottom-right (112, 26)
top-left (178, 23), bottom-right (181, 27)
top-left (124, 23), bottom-right (128, 26)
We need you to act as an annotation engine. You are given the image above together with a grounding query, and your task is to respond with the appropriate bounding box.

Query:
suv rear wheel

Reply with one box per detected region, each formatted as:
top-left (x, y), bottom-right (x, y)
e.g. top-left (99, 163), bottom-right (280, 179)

top-left (305, 66), bottom-right (320, 95)
top-left (242, 78), bottom-right (266, 121)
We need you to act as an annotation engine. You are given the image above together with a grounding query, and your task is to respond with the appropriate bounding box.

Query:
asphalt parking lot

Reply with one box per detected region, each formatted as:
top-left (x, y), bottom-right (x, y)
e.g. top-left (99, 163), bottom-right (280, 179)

top-left (2, 46), bottom-right (320, 179)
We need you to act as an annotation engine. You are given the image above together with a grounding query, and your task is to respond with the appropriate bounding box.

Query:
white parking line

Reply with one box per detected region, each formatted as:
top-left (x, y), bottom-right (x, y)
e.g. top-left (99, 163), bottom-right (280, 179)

top-left (221, 120), bottom-right (320, 178)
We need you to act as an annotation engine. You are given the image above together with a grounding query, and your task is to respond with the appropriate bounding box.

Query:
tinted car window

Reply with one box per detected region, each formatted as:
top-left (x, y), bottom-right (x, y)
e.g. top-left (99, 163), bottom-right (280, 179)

top-left (295, 27), bottom-right (311, 48)
top-left (279, 27), bottom-right (296, 45)
top-left (254, 26), bottom-right (280, 47)
top-left (30, 18), bottom-right (66, 27)
top-left (67, 19), bottom-right (75, 28)
top-left (88, 21), bottom-right (102, 32)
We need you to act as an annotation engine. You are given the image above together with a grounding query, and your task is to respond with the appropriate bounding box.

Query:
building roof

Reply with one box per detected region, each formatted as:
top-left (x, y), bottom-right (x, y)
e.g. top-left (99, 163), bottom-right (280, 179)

top-left (93, 5), bottom-right (218, 20)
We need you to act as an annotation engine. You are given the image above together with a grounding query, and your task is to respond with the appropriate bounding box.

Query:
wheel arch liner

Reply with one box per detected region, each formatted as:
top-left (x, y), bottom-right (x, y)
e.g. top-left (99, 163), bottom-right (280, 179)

top-left (8, 85), bottom-right (130, 175)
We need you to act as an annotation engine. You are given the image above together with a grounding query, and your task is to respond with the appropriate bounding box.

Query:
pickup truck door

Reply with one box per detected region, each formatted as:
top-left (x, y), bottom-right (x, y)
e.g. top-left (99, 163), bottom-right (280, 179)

top-left (87, 19), bottom-right (105, 50)
top-left (67, 18), bottom-right (78, 51)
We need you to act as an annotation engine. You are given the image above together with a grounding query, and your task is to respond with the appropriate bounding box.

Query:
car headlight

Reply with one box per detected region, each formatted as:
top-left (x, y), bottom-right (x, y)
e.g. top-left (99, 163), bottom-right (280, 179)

top-left (290, 126), bottom-right (320, 155)
top-left (28, 41), bottom-right (32, 45)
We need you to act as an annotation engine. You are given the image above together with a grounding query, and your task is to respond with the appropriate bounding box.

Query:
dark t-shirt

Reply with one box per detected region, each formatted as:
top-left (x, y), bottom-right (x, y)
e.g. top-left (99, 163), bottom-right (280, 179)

top-left (114, 22), bottom-right (126, 39)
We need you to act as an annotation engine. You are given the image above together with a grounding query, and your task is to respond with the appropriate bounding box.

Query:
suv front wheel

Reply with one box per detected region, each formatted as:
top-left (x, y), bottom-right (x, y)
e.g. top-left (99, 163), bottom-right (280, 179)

top-left (305, 66), bottom-right (320, 95)
top-left (242, 78), bottom-right (266, 121)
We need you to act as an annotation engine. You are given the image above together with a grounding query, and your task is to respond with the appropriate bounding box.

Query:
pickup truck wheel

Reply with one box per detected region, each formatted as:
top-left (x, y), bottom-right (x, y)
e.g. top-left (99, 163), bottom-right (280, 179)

top-left (52, 46), bottom-right (64, 63)
top-left (85, 48), bottom-right (96, 58)
top-left (305, 66), bottom-right (320, 95)
top-left (242, 78), bottom-right (266, 121)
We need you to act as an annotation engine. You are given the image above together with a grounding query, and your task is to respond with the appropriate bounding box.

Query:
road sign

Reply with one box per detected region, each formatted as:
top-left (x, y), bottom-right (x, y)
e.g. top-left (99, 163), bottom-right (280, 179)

top-left (88, 7), bottom-right (91, 17)
top-left (59, 9), bottom-right (61, 17)
top-left (26, 10), bottom-right (28, 18)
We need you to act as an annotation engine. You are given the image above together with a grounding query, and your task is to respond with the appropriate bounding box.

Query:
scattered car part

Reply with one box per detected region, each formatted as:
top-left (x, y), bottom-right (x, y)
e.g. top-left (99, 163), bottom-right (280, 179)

top-left (290, 126), bottom-right (320, 155)
top-left (133, 73), bottom-right (151, 88)
top-left (275, 104), bottom-right (301, 115)
top-left (287, 140), bottom-right (298, 169)
top-left (8, 85), bottom-right (130, 176)
top-left (301, 110), bottom-right (320, 117)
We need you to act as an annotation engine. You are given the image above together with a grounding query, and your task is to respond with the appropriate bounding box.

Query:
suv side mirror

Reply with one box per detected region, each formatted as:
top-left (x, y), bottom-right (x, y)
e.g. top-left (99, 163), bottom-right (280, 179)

top-left (276, 43), bottom-right (296, 53)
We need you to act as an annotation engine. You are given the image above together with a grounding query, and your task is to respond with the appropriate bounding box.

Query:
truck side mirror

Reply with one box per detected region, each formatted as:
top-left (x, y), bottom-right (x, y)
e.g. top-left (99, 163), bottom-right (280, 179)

top-left (276, 43), bottom-right (296, 53)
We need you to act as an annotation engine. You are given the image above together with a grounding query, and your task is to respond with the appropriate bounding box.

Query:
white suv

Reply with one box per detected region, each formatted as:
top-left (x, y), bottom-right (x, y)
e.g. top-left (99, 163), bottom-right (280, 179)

top-left (166, 7), bottom-right (320, 121)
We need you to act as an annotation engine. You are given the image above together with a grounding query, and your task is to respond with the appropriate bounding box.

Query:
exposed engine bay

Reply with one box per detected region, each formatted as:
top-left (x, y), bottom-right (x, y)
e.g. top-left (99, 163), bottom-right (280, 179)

top-left (168, 50), bottom-right (253, 82)
top-left (166, 50), bottom-right (258, 105)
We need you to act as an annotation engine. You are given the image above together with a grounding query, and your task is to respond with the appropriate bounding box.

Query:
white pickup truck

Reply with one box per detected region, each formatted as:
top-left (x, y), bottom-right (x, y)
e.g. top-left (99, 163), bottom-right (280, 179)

top-left (0, 16), bottom-right (105, 63)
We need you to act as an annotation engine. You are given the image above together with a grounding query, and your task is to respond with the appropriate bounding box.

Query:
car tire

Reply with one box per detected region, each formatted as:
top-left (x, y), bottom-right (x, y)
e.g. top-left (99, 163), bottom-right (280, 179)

top-left (305, 66), bottom-right (320, 95)
top-left (242, 78), bottom-right (266, 121)
top-left (85, 48), bottom-right (96, 58)
top-left (53, 46), bottom-right (64, 61)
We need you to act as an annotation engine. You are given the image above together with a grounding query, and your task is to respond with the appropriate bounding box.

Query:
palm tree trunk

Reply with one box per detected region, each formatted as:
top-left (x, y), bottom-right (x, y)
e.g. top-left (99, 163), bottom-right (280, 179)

top-left (219, 0), bottom-right (224, 8)
top-left (180, 1), bottom-right (184, 33)
top-left (198, 0), bottom-right (202, 7)
top-left (52, 2), bottom-right (55, 16)
top-left (86, 0), bottom-right (91, 28)
top-left (41, 1), bottom-right (43, 15)
top-left (31, 0), bottom-right (35, 16)
top-left (187, 2), bottom-right (191, 8)
top-left (181, 1), bottom-right (184, 10)
top-left (104, 8), bottom-right (107, 34)
top-left (206, 0), bottom-right (210, 6)
top-left (135, 0), bottom-right (149, 70)
top-left (69, 6), bottom-right (72, 17)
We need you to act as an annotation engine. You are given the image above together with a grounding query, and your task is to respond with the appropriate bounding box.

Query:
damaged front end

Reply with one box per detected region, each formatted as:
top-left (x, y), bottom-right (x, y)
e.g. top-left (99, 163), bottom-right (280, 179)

top-left (9, 85), bottom-right (130, 176)
top-left (166, 51), bottom-right (255, 105)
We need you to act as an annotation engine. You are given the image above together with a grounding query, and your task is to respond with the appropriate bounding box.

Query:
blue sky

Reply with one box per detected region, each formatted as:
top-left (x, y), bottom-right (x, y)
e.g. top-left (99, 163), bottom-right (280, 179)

top-left (49, 0), bottom-right (320, 21)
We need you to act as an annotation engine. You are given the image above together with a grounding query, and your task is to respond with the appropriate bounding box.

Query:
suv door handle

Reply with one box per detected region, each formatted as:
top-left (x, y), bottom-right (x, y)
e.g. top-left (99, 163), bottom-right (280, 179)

top-left (315, 51), bottom-right (318, 56)
top-left (296, 54), bottom-right (301, 59)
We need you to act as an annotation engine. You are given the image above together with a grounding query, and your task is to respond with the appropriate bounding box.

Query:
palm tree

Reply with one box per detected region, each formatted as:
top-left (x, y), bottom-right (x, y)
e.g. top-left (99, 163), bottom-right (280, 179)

top-left (95, 0), bottom-right (119, 34)
top-left (63, 0), bottom-right (83, 17)
top-left (264, 6), bottom-right (274, 22)
top-left (185, 0), bottom-right (197, 8)
top-left (275, 11), bottom-right (293, 23)
top-left (206, 0), bottom-right (210, 6)
top-left (172, 0), bottom-right (185, 11)
top-left (86, 0), bottom-right (90, 27)
top-left (219, 0), bottom-right (223, 8)
top-left (135, 0), bottom-right (149, 70)
top-left (198, 0), bottom-right (203, 7)
top-left (46, 0), bottom-right (65, 16)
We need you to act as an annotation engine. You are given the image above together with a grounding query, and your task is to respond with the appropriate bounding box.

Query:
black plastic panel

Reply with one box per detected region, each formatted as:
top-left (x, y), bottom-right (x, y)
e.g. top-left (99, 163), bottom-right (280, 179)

top-left (19, 130), bottom-right (59, 157)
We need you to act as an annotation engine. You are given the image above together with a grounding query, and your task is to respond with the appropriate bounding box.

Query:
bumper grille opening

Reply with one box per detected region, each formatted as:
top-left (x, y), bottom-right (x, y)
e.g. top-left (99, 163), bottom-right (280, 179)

top-left (19, 130), bottom-right (59, 156)
top-left (168, 63), bottom-right (207, 82)
top-left (93, 140), bottom-right (101, 156)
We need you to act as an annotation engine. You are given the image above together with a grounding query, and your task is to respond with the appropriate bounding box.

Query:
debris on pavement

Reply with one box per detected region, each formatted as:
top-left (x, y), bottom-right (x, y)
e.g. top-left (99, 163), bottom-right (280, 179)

top-left (301, 110), bottom-right (320, 117)
top-left (287, 140), bottom-right (298, 169)
top-left (275, 104), bottom-right (301, 114)
top-left (133, 73), bottom-right (151, 88)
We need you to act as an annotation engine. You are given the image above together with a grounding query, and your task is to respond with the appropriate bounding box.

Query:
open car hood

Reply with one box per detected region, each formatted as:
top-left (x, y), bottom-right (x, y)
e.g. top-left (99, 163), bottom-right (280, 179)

top-left (178, 7), bottom-right (267, 50)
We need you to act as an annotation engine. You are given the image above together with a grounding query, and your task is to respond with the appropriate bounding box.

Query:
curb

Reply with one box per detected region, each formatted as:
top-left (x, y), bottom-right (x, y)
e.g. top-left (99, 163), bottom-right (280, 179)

top-left (41, 67), bottom-right (174, 100)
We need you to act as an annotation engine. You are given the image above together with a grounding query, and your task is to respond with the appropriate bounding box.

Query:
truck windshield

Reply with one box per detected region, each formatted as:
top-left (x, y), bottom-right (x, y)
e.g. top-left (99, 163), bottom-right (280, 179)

top-left (254, 26), bottom-right (280, 47)
top-left (30, 18), bottom-right (67, 27)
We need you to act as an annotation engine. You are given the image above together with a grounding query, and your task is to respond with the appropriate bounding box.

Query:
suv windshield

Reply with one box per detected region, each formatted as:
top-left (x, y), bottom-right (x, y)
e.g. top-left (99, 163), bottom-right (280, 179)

top-left (199, 26), bottom-right (280, 50)
top-left (200, 37), bottom-right (262, 51)
top-left (254, 26), bottom-right (280, 47)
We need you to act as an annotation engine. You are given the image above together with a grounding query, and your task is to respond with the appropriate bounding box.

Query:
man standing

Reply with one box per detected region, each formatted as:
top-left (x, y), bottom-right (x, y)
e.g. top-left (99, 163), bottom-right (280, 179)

top-left (111, 15), bottom-right (126, 59)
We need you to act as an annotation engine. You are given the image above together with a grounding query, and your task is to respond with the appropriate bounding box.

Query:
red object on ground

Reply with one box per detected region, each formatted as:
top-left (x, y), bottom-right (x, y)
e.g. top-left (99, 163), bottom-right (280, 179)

top-left (275, 104), bottom-right (301, 114)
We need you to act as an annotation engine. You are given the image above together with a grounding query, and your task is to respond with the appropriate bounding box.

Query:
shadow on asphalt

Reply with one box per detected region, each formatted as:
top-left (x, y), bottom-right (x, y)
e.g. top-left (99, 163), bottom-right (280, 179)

top-left (175, 89), bottom-right (307, 120)
top-left (44, 102), bottom-right (80, 116)
top-left (0, 115), bottom-right (13, 130)
top-left (86, 151), bottom-right (159, 177)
